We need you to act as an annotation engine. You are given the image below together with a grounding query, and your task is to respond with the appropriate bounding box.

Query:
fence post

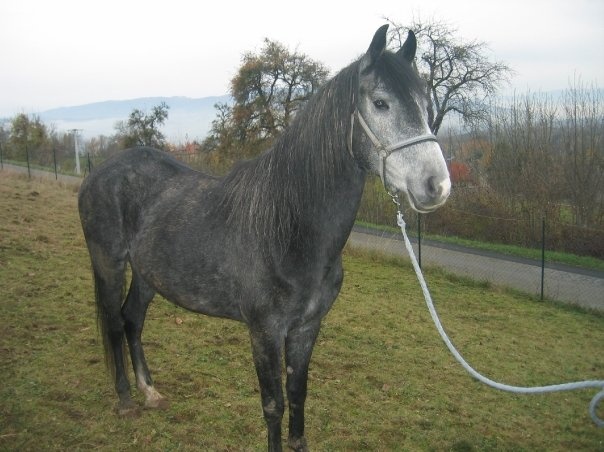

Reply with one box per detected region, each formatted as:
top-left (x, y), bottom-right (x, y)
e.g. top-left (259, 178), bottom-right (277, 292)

top-left (540, 216), bottom-right (546, 301)
top-left (26, 144), bottom-right (31, 179)
top-left (0, 142), bottom-right (3, 170)
top-left (53, 148), bottom-right (58, 180)
top-left (87, 152), bottom-right (92, 174)
top-left (417, 213), bottom-right (422, 269)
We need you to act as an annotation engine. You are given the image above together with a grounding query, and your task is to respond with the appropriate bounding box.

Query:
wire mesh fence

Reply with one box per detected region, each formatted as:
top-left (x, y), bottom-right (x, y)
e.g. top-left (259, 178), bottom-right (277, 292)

top-left (348, 224), bottom-right (604, 311)
top-left (2, 146), bottom-right (602, 311)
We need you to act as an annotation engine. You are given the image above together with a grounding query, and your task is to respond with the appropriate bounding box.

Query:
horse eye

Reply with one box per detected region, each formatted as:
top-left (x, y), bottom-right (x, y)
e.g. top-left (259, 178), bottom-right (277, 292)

top-left (373, 99), bottom-right (389, 110)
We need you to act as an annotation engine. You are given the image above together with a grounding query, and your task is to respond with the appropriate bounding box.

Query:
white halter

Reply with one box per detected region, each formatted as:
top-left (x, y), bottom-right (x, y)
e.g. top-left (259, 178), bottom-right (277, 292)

top-left (348, 108), bottom-right (438, 191)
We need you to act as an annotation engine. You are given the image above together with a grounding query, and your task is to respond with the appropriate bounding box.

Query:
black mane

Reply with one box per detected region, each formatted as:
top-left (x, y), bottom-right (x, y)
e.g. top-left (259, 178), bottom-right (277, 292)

top-left (215, 49), bottom-right (423, 252)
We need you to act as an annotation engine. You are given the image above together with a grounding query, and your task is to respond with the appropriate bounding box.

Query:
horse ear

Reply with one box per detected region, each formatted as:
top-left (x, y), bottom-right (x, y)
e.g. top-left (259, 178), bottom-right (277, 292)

top-left (397, 30), bottom-right (417, 63)
top-left (361, 24), bottom-right (389, 70)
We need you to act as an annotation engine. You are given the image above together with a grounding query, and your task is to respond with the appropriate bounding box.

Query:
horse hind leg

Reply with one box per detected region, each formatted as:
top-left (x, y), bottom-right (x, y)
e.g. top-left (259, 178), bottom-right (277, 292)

top-left (122, 269), bottom-right (169, 410)
top-left (92, 259), bottom-right (139, 417)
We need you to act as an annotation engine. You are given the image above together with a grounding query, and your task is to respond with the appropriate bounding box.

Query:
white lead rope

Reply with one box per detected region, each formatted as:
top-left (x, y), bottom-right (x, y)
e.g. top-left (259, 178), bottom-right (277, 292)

top-left (394, 208), bottom-right (604, 427)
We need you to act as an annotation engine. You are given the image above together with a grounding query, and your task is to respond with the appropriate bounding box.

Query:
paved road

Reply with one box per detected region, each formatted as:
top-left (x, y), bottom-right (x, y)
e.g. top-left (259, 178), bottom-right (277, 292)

top-left (3, 163), bottom-right (603, 312)
top-left (349, 226), bottom-right (604, 313)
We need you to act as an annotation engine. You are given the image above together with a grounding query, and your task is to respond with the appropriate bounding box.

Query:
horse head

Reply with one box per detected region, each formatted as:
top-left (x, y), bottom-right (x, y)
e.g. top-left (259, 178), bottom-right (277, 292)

top-left (353, 25), bottom-right (451, 213)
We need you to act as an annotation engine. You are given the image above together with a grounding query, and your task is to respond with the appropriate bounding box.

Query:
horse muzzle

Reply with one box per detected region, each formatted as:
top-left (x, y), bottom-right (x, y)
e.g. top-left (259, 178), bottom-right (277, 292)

top-left (404, 174), bottom-right (451, 213)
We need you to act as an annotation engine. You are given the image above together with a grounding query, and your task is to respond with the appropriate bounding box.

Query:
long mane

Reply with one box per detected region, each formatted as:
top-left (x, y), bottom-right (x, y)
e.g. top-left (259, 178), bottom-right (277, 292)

top-left (213, 49), bottom-right (423, 254)
top-left (213, 61), bottom-right (358, 250)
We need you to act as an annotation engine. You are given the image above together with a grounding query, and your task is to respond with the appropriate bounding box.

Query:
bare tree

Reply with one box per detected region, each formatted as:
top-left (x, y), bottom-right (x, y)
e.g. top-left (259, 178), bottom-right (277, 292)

top-left (560, 79), bottom-right (604, 226)
top-left (386, 17), bottom-right (513, 134)
top-left (483, 93), bottom-right (561, 222)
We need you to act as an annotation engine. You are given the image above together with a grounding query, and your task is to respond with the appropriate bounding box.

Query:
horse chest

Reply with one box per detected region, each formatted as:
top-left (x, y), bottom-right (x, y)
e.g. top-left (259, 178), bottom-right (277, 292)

top-left (298, 291), bottom-right (328, 321)
top-left (283, 261), bottom-right (344, 324)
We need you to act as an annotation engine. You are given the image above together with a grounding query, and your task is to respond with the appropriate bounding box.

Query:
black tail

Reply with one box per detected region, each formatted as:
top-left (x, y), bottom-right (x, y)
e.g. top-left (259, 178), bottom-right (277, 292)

top-left (92, 268), bottom-right (127, 381)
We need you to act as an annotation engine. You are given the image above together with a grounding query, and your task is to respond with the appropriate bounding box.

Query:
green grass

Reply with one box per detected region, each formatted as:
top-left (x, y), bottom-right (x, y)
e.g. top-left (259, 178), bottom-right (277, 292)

top-left (355, 220), bottom-right (604, 272)
top-left (1, 172), bottom-right (603, 451)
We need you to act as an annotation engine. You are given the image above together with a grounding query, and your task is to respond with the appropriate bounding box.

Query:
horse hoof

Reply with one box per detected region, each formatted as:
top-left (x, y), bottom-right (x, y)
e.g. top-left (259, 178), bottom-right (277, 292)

top-left (144, 397), bottom-right (170, 410)
top-left (116, 400), bottom-right (141, 418)
top-left (287, 436), bottom-right (309, 452)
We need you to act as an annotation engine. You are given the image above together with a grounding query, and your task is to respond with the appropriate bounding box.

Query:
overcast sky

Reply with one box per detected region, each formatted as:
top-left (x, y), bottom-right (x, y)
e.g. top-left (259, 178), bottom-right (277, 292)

top-left (1, 0), bottom-right (602, 117)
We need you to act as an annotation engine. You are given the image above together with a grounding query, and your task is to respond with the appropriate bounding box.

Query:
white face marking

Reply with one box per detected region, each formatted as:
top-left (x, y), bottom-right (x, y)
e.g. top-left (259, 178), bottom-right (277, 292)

top-left (358, 72), bottom-right (451, 212)
top-left (412, 92), bottom-right (431, 129)
top-left (385, 144), bottom-right (451, 212)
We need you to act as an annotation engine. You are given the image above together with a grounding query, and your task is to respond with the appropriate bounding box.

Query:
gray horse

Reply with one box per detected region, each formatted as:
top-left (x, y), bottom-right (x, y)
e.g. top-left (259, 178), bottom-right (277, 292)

top-left (78, 24), bottom-right (450, 451)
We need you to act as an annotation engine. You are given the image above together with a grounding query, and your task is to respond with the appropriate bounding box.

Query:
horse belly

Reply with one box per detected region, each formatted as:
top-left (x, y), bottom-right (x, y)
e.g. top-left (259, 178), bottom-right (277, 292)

top-left (130, 228), bottom-right (246, 322)
top-left (142, 262), bottom-right (245, 321)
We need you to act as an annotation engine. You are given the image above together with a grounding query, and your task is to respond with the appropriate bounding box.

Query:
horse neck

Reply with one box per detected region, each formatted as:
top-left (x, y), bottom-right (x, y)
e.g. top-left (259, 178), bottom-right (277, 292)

top-left (268, 136), bottom-right (366, 258)
top-left (269, 65), bottom-right (360, 217)
top-left (216, 63), bottom-right (365, 256)
top-left (307, 157), bottom-right (366, 251)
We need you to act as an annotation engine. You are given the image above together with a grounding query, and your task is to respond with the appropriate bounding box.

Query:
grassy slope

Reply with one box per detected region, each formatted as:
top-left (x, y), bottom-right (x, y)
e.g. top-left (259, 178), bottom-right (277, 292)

top-left (1, 172), bottom-right (603, 451)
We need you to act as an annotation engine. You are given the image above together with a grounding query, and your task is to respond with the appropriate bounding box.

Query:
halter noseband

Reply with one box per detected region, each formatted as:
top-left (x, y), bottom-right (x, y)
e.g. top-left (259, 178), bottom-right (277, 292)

top-left (348, 108), bottom-right (438, 191)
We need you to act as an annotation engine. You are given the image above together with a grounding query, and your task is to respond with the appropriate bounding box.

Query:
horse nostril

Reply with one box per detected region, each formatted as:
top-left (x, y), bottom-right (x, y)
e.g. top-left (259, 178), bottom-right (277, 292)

top-left (427, 176), bottom-right (440, 198)
top-left (426, 176), bottom-right (450, 200)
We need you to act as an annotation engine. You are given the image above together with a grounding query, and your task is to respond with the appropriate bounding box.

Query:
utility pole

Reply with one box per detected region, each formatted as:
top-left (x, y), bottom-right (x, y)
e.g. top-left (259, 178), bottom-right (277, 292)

top-left (70, 129), bottom-right (83, 174)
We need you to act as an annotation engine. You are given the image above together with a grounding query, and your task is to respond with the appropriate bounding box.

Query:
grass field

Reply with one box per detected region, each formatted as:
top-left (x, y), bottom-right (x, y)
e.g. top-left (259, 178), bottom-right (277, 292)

top-left (1, 171), bottom-right (603, 451)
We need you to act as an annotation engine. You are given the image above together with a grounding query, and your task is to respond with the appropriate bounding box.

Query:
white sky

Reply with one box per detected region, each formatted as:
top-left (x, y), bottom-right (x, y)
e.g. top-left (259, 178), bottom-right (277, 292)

top-left (1, 0), bottom-right (603, 117)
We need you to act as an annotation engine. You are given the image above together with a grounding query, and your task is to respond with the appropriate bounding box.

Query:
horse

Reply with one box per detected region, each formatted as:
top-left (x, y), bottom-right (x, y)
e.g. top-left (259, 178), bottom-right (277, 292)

top-left (78, 24), bottom-right (451, 451)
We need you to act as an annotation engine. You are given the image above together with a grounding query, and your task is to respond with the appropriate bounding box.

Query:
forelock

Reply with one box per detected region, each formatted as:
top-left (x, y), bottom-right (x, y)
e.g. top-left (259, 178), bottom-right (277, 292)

top-left (372, 51), bottom-right (426, 103)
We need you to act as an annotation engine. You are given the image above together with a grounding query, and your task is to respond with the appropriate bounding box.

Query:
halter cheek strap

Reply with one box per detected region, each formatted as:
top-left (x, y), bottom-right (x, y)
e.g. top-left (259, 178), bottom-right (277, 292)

top-left (348, 108), bottom-right (438, 191)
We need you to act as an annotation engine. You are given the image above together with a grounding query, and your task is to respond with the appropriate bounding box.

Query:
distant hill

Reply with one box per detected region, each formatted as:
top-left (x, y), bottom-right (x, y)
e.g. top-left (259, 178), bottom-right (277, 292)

top-left (38, 95), bottom-right (230, 142)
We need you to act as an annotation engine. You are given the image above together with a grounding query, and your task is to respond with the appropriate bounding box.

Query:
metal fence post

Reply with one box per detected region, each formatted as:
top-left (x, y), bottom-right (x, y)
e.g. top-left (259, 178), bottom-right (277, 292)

top-left (418, 213), bottom-right (422, 269)
top-left (540, 216), bottom-right (546, 301)
top-left (53, 148), bottom-right (58, 180)
top-left (26, 144), bottom-right (31, 179)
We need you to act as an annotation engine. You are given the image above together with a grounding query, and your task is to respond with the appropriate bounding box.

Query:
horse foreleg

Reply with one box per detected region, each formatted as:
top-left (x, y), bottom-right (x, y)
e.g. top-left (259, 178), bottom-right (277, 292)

top-left (250, 328), bottom-right (285, 452)
top-left (284, 321), bottom-right (321, 452)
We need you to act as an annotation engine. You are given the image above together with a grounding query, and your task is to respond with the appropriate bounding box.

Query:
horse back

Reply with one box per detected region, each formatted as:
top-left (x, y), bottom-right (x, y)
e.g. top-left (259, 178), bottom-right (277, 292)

top-left (78, 147), bottom-right (212, 254)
